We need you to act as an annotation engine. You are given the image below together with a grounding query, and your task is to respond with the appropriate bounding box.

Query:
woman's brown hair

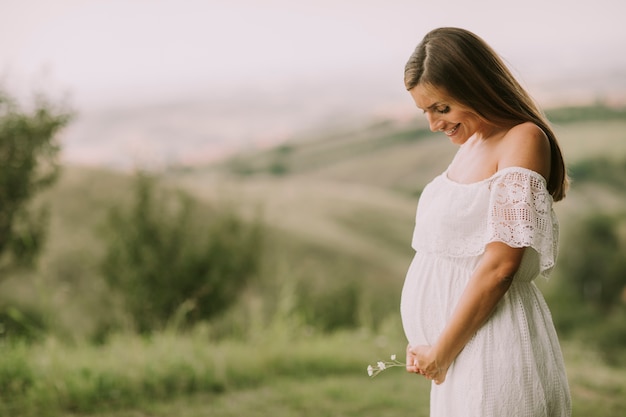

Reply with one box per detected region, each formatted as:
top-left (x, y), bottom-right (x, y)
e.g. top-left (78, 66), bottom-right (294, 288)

top-left (405, 27), bottom-right (568, 201)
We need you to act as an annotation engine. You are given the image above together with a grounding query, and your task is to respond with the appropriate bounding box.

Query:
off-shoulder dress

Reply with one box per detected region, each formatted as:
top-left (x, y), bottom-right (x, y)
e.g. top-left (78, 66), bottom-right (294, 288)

top-left (400, 166), bottom-right (571, 417)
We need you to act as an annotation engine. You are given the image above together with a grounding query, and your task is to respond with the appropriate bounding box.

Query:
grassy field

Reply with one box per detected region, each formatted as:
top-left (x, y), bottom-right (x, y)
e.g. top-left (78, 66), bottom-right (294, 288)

top-left (1, 106), bottom-right (625, 416)
top-left (101, 340), bottom-right (625, 417)
top-left (1, 331), bottom-right (623, 417)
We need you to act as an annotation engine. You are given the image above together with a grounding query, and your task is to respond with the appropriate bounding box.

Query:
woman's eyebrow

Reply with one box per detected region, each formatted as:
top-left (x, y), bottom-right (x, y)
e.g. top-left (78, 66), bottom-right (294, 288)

top-left (422, 102), bottom-right (441, 111)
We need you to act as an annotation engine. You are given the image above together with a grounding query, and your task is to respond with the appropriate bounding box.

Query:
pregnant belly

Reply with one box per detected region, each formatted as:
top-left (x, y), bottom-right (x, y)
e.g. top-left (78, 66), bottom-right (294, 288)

top-left (400, 253), bottom-right (475, 346)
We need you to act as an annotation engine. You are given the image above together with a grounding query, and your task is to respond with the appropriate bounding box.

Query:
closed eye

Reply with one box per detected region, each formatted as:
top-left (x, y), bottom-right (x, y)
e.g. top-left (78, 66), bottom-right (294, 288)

top-left (421, 103), bottom-right (450, 115)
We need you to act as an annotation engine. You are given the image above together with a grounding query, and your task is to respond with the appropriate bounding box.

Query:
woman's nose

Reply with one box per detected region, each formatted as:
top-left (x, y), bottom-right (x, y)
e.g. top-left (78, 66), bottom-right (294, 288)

top-left (427, 114), bottom-right (443, 132)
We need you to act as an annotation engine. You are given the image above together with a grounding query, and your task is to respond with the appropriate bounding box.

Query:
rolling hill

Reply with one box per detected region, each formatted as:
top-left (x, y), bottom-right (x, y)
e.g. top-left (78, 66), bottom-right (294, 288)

top-left (3, 105), bottom-right (625, 339)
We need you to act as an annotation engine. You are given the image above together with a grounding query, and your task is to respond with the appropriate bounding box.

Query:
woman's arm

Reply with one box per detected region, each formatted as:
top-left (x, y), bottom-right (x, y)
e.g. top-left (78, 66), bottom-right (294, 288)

top-left (407, 242), bottom-right (525, 384)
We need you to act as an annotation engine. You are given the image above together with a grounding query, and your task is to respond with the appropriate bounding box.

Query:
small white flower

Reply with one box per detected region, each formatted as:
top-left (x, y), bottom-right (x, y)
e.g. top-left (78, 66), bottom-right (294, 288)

top-left (367, 352), bottom-right (406, 378)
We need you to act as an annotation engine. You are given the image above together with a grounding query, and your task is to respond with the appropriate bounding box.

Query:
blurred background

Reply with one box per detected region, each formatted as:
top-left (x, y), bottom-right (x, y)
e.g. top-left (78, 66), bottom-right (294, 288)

top-left (4, 0), bottom-right (626, 168)
top-left (1, 1), bottom-right (625, 416)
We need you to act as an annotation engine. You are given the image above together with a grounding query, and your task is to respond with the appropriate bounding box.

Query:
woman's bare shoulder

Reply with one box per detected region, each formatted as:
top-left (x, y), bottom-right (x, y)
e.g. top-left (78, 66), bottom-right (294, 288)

top-left (498, 122), bottom-right (551, 179)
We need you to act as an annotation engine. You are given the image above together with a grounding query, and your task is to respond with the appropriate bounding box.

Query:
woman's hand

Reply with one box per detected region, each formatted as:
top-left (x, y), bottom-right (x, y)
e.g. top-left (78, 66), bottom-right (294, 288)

top-left (406, 344), bottom-right (450, 385)
top-left (405, 343), bottom-right (422, 375)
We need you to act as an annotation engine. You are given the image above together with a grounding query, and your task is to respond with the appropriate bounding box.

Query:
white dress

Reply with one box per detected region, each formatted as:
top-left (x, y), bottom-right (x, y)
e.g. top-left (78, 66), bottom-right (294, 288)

top-left (400, 166), bottom-right (571, 417)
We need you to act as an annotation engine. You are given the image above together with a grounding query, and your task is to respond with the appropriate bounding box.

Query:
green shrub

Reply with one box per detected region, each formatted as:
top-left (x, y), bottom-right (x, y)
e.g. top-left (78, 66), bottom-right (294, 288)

top-left (0, 91), bottom-right (71, 276)
top-left (100, 173), bottom-right (264, 332)
top-left (569, 157), bottom-right (626, 191)
top-left (269, 160), bottom-right (289, 175)
top-left (0, 305), bottom-right (47, 341)
top-left (0, 342), bottom-right (34, 400)
top-left (547, 211), bottom-right (626, 364)
top-left (593, 306), bottom-right (626, 366)
top-left (557, 212), bottom-right (626, 310)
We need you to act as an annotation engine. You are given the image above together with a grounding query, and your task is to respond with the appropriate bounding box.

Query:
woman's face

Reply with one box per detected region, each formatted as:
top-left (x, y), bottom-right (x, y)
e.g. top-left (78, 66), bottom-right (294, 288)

top-left (409, 83), bottom-right (487, 145)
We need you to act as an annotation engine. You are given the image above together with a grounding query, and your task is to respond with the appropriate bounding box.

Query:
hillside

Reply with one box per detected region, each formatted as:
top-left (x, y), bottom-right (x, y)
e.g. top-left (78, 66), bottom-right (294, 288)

top-left (163, 110), bottom-right (626, 333)
top-left (3, 105), bottom-right (625, 341)
top-left (171, 110), bottom-right (626, 262)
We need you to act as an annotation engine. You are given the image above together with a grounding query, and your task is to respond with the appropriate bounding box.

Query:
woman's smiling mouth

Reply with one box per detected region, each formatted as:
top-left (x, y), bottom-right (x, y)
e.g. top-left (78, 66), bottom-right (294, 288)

top-left (444, 124), bottom-right (460, 136)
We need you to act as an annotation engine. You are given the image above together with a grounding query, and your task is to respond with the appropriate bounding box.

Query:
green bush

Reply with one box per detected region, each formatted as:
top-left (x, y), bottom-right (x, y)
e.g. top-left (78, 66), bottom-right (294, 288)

top-left (0, 91), bottom-right (71, 276)
top-left (100, 173), bottom-right (264, 332)
top-left (0, 305), bottom-right (47, 341)
top-left (547, 211), bottom-right (626, 363)
top-left (593, 306), bottom-right (626, 365)
top-left (298, 279), bottom-right (361, 331)
top-left (0, 342), bottom-right (33, 401)
top-left (569, 157), bottom-right (626, 191)
top-left (557, 212), bottom-right (626, 310)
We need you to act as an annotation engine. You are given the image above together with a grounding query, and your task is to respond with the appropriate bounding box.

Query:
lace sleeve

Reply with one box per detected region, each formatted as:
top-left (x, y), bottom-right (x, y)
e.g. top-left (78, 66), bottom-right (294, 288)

top-left (486, 168), bottom-right (559, 277)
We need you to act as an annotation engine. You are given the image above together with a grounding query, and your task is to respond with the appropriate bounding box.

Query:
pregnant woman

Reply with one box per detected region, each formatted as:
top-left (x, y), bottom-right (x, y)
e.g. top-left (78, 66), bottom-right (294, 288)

top-left (400, 27), bottom-right (572, 417)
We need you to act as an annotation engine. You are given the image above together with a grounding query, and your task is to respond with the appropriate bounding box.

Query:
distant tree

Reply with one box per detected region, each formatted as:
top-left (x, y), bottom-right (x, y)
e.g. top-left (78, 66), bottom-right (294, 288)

top-left (0, 91), bottom-right (71, 277)
top-left (100, 174), bottom-right (264, 332)
top-left (558, 213), bottom-right (626, 311)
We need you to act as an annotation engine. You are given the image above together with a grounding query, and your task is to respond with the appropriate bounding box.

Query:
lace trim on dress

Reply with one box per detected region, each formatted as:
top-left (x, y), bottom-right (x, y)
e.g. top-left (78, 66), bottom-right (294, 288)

top-left (486, 168), bottom-right (558, 277)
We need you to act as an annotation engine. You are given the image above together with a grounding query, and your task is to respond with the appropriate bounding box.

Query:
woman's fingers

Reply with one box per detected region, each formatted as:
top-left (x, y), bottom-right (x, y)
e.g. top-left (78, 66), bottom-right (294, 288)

top-left (429, 369), bottom-right (447, 385)
top-left (406, 358), bottom-right (419, 373)
top-left (406, 344), bottom-right (419, 373)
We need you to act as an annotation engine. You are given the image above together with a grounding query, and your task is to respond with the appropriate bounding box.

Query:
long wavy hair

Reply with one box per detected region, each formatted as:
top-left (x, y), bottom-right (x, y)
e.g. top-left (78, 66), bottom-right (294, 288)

top-left (405, 27), bottom-right (568, 201)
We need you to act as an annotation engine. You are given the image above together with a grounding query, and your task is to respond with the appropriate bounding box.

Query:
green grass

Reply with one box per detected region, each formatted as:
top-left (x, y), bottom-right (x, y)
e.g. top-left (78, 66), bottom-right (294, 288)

top-left (1, 330), bottom-right (622, 417)
top-left (0, 325), bottom-right (413, 417)
top-left (81, 359), bottom-right (626, 417)
top-left (82, 374), bottom-right (432, 417)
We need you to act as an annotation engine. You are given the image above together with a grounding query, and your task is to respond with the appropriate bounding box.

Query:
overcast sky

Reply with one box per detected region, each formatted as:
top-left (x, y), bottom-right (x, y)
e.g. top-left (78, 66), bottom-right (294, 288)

top-left (3, 0), bottom-right (625, 110)
top-left (1, 0), bottom-right (625, 168)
